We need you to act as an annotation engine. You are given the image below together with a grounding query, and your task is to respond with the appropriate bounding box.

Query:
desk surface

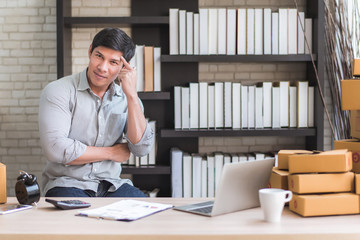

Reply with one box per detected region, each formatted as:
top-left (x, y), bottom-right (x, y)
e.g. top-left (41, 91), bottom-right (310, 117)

top-left (1, 197), bottom-right (360, 240)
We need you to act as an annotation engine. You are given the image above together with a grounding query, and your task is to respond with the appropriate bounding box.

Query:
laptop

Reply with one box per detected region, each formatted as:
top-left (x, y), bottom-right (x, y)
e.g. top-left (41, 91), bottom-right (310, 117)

top-left (173, 158), bottom-right (274, 217)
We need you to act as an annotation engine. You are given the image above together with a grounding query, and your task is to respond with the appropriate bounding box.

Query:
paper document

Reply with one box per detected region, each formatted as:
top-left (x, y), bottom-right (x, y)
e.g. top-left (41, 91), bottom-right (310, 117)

top-left (77, 200), bottom-right (173, 221)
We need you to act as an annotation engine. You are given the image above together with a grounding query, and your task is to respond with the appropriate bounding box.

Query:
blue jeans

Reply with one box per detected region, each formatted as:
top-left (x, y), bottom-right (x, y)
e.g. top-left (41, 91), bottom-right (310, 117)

top-left (45, 182), bottom-right (147, 198)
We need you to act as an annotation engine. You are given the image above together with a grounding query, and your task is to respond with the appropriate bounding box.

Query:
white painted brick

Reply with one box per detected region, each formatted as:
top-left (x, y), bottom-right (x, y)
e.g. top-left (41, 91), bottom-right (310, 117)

top-left (30, 16), bottom-right (45, 24)
top-left (107, 8), bottom-right (131, 16)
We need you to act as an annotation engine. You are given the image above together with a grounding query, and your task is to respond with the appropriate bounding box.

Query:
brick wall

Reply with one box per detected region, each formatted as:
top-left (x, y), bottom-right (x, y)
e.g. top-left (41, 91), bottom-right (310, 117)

top-left (0, 0), bottom-right (332, 197)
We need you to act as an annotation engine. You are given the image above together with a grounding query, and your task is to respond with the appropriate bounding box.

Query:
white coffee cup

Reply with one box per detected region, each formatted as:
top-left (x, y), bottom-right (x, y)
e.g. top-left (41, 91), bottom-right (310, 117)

top-left (259, 188), bottom-right (292, 223)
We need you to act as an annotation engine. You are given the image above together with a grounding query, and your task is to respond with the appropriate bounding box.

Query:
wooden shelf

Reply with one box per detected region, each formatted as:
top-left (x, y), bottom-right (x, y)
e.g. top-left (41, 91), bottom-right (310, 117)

top-left (138, 91), bottom-right (170, 100)
top-left (63, 16), bottom-right (169, 27)
top-left (121, 165), bottom-right (170, 175)
top-left (161, 128), bottom-right (317, 137)
top-left (161, 54), bottom-right (316, 62)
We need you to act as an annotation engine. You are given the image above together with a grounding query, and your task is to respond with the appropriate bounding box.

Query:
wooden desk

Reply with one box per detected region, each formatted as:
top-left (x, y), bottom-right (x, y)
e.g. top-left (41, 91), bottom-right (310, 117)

top-left (1, 197), bottom-right (360, 240)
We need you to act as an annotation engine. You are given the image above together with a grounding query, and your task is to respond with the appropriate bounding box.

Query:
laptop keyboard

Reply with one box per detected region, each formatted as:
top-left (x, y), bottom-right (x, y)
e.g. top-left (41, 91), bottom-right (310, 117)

top-left (192, 205), bottom-right (213, 214)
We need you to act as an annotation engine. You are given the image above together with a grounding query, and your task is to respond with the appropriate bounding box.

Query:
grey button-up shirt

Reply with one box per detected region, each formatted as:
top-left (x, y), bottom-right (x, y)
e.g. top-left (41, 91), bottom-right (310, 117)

top-left (39, 68), bottom-right (154, 195)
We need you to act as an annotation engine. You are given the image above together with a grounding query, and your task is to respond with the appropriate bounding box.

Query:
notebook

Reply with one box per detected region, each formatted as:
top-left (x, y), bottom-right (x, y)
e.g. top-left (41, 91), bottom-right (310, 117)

top-left (173, 158), bottom-right (274, 217)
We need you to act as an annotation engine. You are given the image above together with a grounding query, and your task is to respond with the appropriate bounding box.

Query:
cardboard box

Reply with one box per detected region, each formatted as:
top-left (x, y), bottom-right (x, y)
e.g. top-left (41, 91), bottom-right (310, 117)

top-left (351, 110), bottom-right (360, 139)
top-left (341, 80), bottom-right (360, 110)
top-left (334, 139), bottom-right (360, 173)
top-left (269, 167), bottom-right (289, 190)
top-left (288, 172), bottom-right (354, 194)
top-left (353, 58), bottom-right (360, 76)
top-left (288, 149), bottom-right (352, 174)
top-left (277, 150), bottom-right (313, 170)
top-left (0, 163), bottom-right (6, 204)
top-left (289, 193), bottom-right (360, 217)
top-left (356, 174), bottom-right (360, 194)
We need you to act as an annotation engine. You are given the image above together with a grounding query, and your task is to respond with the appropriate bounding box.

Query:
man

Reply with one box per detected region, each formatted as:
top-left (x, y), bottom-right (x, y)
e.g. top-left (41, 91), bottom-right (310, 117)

top-left (39, 28), bottom-right (154, 197)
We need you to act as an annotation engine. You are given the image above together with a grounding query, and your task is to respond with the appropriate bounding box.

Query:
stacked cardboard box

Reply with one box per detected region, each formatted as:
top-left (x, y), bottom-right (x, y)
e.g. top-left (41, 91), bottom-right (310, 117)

top-left (287, 149), bottom-right (360, 217)
top-left (0, 163), bottom-right (6, 204)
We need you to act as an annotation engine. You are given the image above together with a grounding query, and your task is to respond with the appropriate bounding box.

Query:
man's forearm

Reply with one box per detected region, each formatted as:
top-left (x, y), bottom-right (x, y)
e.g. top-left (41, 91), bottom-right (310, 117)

top-left (67, 143), bottom-right (130, 165)
top-left (126, 95), bottom-right (147, 144)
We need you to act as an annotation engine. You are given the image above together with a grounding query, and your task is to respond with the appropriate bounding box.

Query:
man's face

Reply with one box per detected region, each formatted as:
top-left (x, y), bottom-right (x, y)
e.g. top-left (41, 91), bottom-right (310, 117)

top-left (87, 45), bottom-right (124, 93)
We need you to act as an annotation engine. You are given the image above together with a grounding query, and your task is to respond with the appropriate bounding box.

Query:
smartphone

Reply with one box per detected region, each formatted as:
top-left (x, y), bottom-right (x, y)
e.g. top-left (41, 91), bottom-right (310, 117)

top-left (0, 204), bottom-right (32, 215)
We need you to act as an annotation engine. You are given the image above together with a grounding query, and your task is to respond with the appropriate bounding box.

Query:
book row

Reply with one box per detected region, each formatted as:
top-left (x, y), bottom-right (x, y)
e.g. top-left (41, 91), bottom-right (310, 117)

top-left (170, 148), bottom-right (274, 198)
top-left (174, 81), bottom-right (314, 130)
top-left (123, 120), bottom-right (157, 166)
top-left (129, 45), bottom-right (161, 92)
top-left (169, 8), bottom-right (312, 56)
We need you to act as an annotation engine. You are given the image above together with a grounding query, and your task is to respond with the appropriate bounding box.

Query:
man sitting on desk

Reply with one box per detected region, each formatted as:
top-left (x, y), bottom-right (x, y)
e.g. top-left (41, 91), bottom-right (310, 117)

top-left (39, 28), bottom-right (154, 197)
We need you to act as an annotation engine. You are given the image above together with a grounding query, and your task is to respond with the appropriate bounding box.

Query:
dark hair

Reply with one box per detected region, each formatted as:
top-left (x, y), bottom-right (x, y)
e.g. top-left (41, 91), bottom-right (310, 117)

top-left (90, 28), bottom-right (135, 62)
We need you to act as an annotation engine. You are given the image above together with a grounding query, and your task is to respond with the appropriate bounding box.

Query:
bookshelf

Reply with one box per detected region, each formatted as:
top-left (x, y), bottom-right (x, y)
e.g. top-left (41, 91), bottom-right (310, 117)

top-left (56, 0), bottom-right (325, 196)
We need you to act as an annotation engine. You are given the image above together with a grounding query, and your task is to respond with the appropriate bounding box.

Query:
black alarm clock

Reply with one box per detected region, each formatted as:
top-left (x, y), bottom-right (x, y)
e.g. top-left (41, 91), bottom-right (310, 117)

top-left (15, 170), bottom-right (40, 205)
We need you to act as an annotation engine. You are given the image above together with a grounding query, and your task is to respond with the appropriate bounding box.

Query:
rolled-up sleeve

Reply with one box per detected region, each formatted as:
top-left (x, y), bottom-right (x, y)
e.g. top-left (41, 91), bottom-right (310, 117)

top-left (38, 81), bottom-right (87, 164)
top-left (126, 121), bottom-right (154, 157)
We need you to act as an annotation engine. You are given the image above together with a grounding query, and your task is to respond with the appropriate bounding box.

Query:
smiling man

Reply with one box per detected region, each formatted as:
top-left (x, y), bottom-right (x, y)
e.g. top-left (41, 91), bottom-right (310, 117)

top-left (39, 28), bottom-right (154, 197)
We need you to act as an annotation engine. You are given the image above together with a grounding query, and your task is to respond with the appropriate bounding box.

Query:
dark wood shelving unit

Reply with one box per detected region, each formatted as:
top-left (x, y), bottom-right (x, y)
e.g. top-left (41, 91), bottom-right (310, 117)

top-left (138, 92), bottom-right (170, 100)
top-left (122, 165), bottom-right (170, 175)
top-left (161, 128), bottom-right (317, 138)
top-left (57, 0), bottom-right (325, 196)
top-left (161, 54), bottom-right (317, 62)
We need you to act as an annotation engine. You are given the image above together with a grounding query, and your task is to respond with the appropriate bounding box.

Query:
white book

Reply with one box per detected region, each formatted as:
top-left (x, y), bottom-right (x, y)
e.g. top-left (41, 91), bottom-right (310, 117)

top-left (214, 152), bottom-right (224, 192)
top-left (201, 159), bottom-right (207, 198)
top-left (218, 8), bottom-right (227, 55)
top-left (297, 12), bottom-right (305, 54)
top-left (193, 13), bottom-right (200, 55)
top-left (170, 148), bottom-right (183, 198)
top-left (279, 81), bottom-right (289, 127)
top-left (227, 8), bottom-right (236, 55)
top-left (224, 82), bottom-right (232, 128)
top-left (289, 86), bottom-right (297, 127)
top-left (208, 84), bottom-right (215, 128)
top-left (237, 8), bottom-right (247, 55)
top-left (241, 85), bottom-right (248, 128)
top-left (153, 47), bottom-right (161, 91)
top-left (288, 9), bottom-right (298, 54)
top-left (247, 8), bottom-right (255, 55)
top-left (148, 120), bottom-right (156, 165)
top-left (189, 83), bottom-right (199, 129)
top-left (279, 9), bottom-right (288, 55)
top-left (255, 85), bottom-right (263, 129)
top-left (129, 50), bottom-right (136, 70)
top-left (255, 152), bottom-right (265, 160)
top-left (263, 82), bottom-right (272, 128)
top-left (208, 8), bottom-right (218, 55)
top-left (214, 82), bottom-right (224, 128)
top-left (140, 155), bottom-right (148, 165)
top-left (254, 8), bottom-right (263, 55)
top-left (174, 86), bottom-right (181, 129)
top-left (192, 154), bottom-right (202, 198)
top-left (305, 18), bottom-right (312, 54)
top-left (232, 82), bottom-right (241, 129)
top-left (247, 153), bottom-right (256, 161)
top-left (179, 10), bottom-right (186, 55)
top-left (181, 87), bottom-right (190, 129)
top-left (199, 82), bottom-right (208, 128)
top-left (271, 12), bottom-right (279, 55)
top-left (308, 86), bottom-right (314, 127)
top-left (128, 152), bottom-right (135, 165)
top-left (199, 9), bottom-right (209, 55)
top-left (248, 85), bottom-right (255, 129)
top-left (231, 153), bottom-right (239, 163)
top-left (135, 156), bottom-right (140, 167)
top-left (272, 85), bottom-right (280, 128)
top-left (182, 153), bottom-right (192, 198)
top-left (186, 12), bottom-right (193, 55)
top-left (297, 81), bottom-right (308, 128)
top-left (169, 9), bottom-right (179, 55)
top-left (135, 45), bottom-right (144, 92)
top-left (263, 8), bottom-right (272, 55)
top-left (207, 155), bottom-right (215, 197)
top-left (238, 153), bottom-right (247, 162)
top-left (223, 154), bottom-right (231, 164)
